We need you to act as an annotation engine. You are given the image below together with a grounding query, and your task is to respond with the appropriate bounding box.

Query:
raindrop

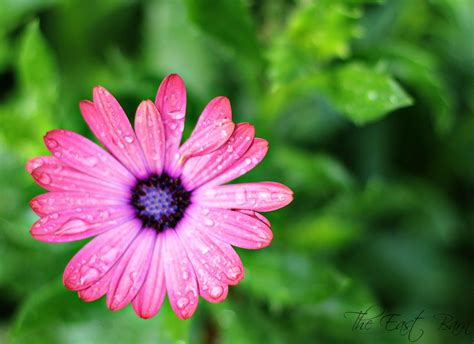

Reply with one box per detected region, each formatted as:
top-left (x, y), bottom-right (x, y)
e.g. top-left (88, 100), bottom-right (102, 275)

top-left (210, 286), bottom-right (223, 298)
top-left (177, 297), bottom-right (189, 309)
top-left (46, 138), bottom-right (59, 148)
top-left (79, 267), bottom-right (100, 285)
top-left (124, 135), bottom-right (134, 143)
top-left (56, 219), bottom-right (88, 235)
top-left (80, 156), bottom-right (99, 167)
top-left (226, 266), bottom-right (241, 280)
top-left (169, 110), bottom-right (185, 120)
top-left (235, 188), bottom-right (247, 205)
top-left (204, 218), bottom-right (214, 226)
top-left (368, 91), bottom-right (378, 101)
top-left (38, 173), bottom-right (52, 185)
top-left (272, 192), bottom-right (287, 202)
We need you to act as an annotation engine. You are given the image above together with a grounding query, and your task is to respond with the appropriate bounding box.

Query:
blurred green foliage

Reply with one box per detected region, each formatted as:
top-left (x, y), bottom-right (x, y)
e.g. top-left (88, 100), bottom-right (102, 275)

top-left (0, 0), bottom-right (473, 343)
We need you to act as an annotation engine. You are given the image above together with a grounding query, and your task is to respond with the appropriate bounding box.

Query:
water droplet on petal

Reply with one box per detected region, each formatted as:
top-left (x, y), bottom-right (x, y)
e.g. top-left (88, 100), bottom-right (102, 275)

top-left (46, 138), bottom-right (59, 148)
top-left (272, 192), bottom-right (287, 201)
top-left (226, 266), bottom-right (241, 280)
top-left (38, 173), bottom-right (52, 185)
top-left (79, 267), bottom-right (99, 285)
top-left (124, 135), bottom-right (134, 143)
top-left (177, 297), bottom-right (189, 309)
top-left (204, 218), bottom-right (214, 226)
top-left (56, 219), bottom-right (88, 235)
top-left (101, 247), bottom-right (120, 264)
top-left (80, 156), bottom-right (99, 167)
top-left (210, 285), bottom-right (223, 299)
top-left (235, 188), bottom-right (247, 205)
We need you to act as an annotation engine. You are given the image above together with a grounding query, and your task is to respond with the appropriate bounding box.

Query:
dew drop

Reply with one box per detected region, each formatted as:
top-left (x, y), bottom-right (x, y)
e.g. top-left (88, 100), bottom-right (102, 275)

top-left (177, 297), bottom-right (189, 309)
top-left (272, 192), bottom-right (287, 201)
top-left (235, 188), bottom-right (247, 205)
top-left (226, 266), bottom-right (241, 280)
top-left (210, 285), bottom-right (223, 298)
top-left (99, 210), bottom-right (110, 219)
top-left (80, 156), bottom-right (99, 167)
top-left (169, 110), bottom-right (185, 120)
top-left (101, 247), bottom-right (120, 264)
top-left (245, 158), bottom-right (252, 165)
top-left (204, 218), bottom-right (214, 226)
top-left (46, 138), bottom-right (59, 148)
top-left (368, 91), bottom-right (378, 100)
top-left (124, 135), bottom-right (134, 143)
top-left (38, 173), bottom-right (52, 185)
top-left (79, 267), bottom-right (100, 285)
top-left (56, 219), bottom-right (88, 235)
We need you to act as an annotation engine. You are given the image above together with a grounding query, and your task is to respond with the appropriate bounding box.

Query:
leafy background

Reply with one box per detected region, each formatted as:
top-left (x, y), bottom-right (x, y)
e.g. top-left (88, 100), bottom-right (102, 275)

top-left (0, 0), bottom-right (473, 343)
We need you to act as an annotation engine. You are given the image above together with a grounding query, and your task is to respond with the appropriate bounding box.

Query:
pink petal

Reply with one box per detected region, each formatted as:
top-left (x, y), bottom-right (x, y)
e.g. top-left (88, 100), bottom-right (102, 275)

top-left (155, 74), bottom-right (187, 177)
top-left (178, 96), bottom-right (235, 161)
top-left (132, 233), bottom-right (166, 319)
top-left (192, 182), bottom-right (294, 212)
top-left (202, 138), bottom-right (268, 188)
top-left (237, 209), bottom-right (271, 227)
top-left (63, 219), bottom-right (141, 291)
top-left (30, 192), bottom-right (125, 217)
top-left (107, 228), bottom-right (156, 311)
top-left (30, 206), bottom-right (135, 243)
top-left (187, 205), bottom-right (273, 250)
top-left (44, 129), bottom-right (135, 186)
top-left (197, 273), bottom-right (228, 304)
top-left (30, 158), bottom-right (130, 198)
top-left (26, 156), bottom-right (57, 173)
top-left (78, 265), bottom-right (117, 302)
top-left (181, 123), bottom-right (255, 190)
top-left (134, 100), bottom-right (166, 175)
top-left (162, 229), bottom-right (198, 320)
top-left (175, 226), bottom-right (229, 303)
top-left (176, 215), bottom-right (244, 285)
top-left (80, 88), bottom-right (149, 179)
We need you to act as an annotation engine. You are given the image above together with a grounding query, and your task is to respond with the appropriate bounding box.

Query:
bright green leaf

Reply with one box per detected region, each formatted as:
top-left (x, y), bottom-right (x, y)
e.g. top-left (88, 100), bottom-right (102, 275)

top-left (331, 62), bottom-right (413, 124)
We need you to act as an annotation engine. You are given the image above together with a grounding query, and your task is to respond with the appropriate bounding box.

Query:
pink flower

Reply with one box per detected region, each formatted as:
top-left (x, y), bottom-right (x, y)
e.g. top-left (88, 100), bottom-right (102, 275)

top-left (26, 74), bottom-right (293, 319)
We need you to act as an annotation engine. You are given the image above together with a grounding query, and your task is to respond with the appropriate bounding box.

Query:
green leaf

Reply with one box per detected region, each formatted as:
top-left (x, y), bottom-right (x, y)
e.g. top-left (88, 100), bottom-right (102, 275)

top-left (142, 0), bottom-right (219, 102)
top-left (281, 213), bottom-right (362, 251)
top-left (184, 0), bottom-right (261, 61)
top-left (239, 249), bottom-right (348, 310)
top-left (268, 0), bottom-right (363, 86)
top-left (9, 281), bottom-right (192, 344)
top-left (18, 20), bottom-right (58, 102)
top-left (0, 20), bottom-right (58, 159)
top-left (330, 62), bottom-right (413, 124)
top-left (0, 0), bottom-right (56, 34)
top-left (271, 147), bottom-right (355, 199)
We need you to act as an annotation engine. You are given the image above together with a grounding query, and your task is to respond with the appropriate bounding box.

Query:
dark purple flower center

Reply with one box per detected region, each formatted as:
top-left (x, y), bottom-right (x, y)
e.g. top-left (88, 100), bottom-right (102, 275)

top-left (131, 173), bottom-right (191, 232)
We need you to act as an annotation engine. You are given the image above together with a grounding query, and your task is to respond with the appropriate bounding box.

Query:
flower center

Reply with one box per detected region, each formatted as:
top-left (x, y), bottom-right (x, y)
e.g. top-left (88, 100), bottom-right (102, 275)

top-left (131, 173), bottom-right (191, 232)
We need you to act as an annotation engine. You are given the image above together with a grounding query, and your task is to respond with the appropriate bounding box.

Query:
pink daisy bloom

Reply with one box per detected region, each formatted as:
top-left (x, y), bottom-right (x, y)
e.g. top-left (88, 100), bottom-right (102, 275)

top-left (26, 74), bottom-right (293, 319)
